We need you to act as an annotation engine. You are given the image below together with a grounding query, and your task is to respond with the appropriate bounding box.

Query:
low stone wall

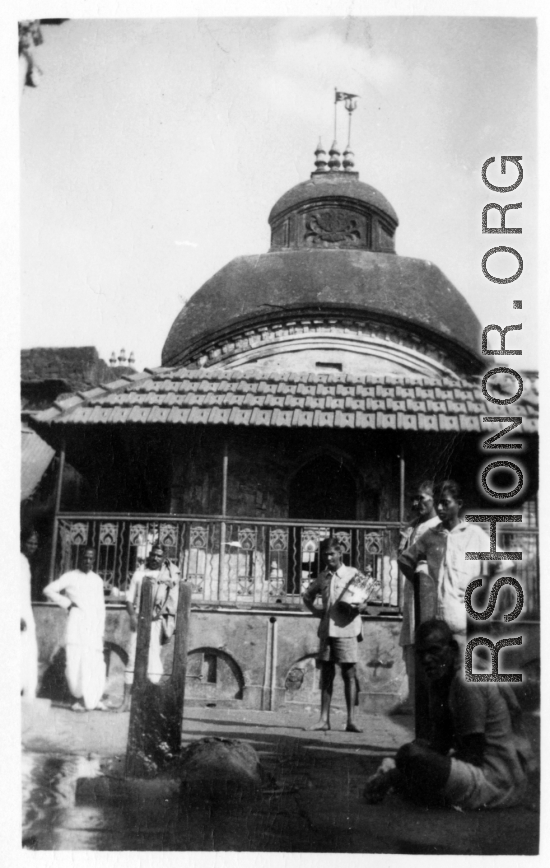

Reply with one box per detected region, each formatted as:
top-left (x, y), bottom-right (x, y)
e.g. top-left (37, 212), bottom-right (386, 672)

top-left (32, 604), bottom-right (540, 714)
top-left (33, 603), bottom-right (407, 712)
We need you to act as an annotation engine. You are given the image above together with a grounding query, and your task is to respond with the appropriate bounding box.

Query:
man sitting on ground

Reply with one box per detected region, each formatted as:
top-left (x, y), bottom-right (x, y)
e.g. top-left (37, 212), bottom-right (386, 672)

top-left (363, 619), bottom-right (535, 810)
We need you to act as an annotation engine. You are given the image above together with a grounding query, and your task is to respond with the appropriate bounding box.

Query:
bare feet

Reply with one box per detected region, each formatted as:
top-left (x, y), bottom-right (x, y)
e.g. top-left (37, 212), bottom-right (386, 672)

top-left (363, 772), bottom-right (392, 804)
top-left (306, 721), bottom-right (331, 731)
top-left (363, 760), bottom-right (398, 804)
top-left (345, 722), bottom-right (363, 733)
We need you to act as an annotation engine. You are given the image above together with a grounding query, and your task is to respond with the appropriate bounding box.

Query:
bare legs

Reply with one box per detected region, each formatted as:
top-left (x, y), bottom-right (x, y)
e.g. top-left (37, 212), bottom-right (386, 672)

top-left (395, 741), bottom-right (451, 801)
top-left (363, 742), bottom-right (451, 805)
top-left (115, 682), bottom-right (132, 712)
top-left (308, 662), bottom-right (334, 730)
top-left (307, 662), bottom-right (363, 732)
top-left (343, 664), bottom-right (363, 732)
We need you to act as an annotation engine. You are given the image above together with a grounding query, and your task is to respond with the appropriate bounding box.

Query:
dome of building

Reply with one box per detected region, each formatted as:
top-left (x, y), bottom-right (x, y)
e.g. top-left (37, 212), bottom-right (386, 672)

top-left (269, 174), bottom-right (398, 233)
top-left (162, 143), bottom-right (485, 376)
top-left (162, 250), bottom-right (483, 374)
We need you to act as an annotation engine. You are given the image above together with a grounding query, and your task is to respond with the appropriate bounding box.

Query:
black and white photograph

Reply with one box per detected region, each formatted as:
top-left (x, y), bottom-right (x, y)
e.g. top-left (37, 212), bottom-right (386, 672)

top-left (6, 3), bottom-right (543, 860)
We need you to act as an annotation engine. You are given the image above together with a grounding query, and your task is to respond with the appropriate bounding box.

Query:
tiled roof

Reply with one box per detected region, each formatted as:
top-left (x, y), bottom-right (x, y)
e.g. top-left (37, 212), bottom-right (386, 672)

top-left (21, 347), bottom-right (135, 395)
top-left (31, 367), bottom-right (539, 434)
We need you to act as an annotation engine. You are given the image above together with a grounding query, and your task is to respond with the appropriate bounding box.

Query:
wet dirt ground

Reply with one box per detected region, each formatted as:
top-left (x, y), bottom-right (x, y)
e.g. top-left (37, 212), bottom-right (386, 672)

top-left (22, 699), bottom-right (540, 853)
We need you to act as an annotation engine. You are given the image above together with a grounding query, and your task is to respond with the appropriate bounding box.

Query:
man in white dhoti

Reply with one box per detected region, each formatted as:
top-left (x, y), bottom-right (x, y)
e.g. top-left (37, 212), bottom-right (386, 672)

top-left (21, 530), bottom-right (39, 700)
top-left (43, 547), bottom-right (107, 712)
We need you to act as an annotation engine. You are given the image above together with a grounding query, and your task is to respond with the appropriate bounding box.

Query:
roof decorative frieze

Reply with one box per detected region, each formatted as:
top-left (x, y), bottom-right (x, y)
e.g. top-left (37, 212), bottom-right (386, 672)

top-left (177, 314), bottom-right (466, 377)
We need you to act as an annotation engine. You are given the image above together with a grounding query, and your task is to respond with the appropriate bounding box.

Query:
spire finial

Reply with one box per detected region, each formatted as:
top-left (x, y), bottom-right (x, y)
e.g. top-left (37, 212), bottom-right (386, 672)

top-left (328, 140), bottom-right (341, 171)
top-left (343, 144), bottom-right (355, 172)
top-left (313, 138), bottom-right (328, 173)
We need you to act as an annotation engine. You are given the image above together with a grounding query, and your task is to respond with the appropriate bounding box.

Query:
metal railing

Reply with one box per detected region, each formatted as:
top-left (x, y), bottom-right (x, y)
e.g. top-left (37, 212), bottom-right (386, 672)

top-left (52, 513), bottom-right (403, 612)
top-left (51, 514), bottom-right (540, 620)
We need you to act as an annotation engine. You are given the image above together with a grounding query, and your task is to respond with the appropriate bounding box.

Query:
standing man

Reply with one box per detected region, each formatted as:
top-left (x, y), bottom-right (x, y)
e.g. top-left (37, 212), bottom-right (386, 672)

top-left (398, 480), bottom-right (492, 659)
top-left (21, 530), bottom-right (39, 700)
top-left (396, 482), bottom-right (440, 713)
top-left (117, 544), bottom-right (179, 712)
top-left (302, 537), bottom-right (366, 733)
top-left (43, 547), bottom-right (107, 712)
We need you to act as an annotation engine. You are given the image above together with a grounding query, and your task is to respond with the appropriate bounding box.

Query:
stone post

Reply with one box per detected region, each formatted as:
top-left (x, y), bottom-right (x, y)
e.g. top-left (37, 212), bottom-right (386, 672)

top-left (125, 578), bottom-right (192, 777)
top-left (413, 572), bottom-right (437, 739)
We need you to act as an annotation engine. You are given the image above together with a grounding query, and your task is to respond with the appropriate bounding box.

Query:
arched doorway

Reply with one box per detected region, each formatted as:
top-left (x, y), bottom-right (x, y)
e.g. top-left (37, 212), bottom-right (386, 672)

top-left (287, 456), bottom-right (357, 592)
top-left (289, 455), bottom-right (357, 521)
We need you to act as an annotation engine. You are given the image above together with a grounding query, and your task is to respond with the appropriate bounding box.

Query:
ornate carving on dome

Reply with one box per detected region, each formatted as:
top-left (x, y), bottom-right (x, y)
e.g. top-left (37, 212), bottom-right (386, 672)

top-left (304, 209), bottom-right (362, 248)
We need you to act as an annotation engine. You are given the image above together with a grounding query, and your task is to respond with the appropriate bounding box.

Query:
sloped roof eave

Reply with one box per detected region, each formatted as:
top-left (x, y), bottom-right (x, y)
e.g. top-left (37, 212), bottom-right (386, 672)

top-left (29, 366), bottom-right (539, 440)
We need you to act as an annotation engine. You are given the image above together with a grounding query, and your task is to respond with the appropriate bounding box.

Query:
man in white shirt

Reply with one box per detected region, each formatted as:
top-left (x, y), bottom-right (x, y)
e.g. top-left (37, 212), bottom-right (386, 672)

top-left (21, 530), bottom-right (39, 700)
top-left (302, 537), bottom-right (367, 733)
top-left (398, 480), bottom-right (492, 659)
top-left (117, 544), bottom-right (179, 712)
top-left (43, 547), bottom-right (107, 712)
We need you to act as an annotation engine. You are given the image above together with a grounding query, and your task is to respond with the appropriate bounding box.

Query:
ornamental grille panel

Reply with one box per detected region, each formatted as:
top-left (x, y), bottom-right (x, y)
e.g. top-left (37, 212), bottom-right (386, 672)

top-left (99, 523), bottom-right (118, 546)
top-left (50, 514), bottom-right (540, 620)
top-left (159, 523), bottom-right (178, 547)
top-left (68, 522), bottom-right (89, 545)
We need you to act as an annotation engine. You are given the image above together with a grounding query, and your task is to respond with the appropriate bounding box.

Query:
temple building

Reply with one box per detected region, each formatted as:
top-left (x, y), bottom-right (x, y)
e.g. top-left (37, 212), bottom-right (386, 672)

top-left (30, 142), bottom-right (539, 711)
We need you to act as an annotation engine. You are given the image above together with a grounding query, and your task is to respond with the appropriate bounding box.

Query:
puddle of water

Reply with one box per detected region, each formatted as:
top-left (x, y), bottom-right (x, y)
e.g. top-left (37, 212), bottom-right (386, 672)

top-left (22, 752), bottom-right (116, 850)
top-left (22, 751), bottom-right (281, 851)
top-left (22, 751), bottom-right (193, 850)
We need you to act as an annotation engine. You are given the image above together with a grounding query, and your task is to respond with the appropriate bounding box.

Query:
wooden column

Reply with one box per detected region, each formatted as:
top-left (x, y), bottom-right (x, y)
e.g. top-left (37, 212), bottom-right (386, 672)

top-left (218, 441), bottom-right (229, 601)
top-left (413, 570), bottom-right (437, 740)
top-left (48, 440), bottom-right (65, 582)
top-left (398, 444), bottom-right (405, 612)
top-left (398, 444), bottom-right (405, 525)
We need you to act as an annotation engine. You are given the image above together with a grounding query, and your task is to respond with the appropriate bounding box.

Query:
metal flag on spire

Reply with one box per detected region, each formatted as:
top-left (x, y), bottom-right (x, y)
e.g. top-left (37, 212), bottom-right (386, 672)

top-left (335, 90), bottom-right (359, 102)
top-left (334, 89), bottom-right (359, 148)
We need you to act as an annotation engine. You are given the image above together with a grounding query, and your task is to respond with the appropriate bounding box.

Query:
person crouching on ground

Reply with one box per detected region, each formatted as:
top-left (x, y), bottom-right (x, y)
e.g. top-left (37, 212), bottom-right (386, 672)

top-left (302, 537), bottom-right (367, 733)
top-left (43, 547), bottom-right (108, 712)
top-left (363, 619), bottom-right (535, 809)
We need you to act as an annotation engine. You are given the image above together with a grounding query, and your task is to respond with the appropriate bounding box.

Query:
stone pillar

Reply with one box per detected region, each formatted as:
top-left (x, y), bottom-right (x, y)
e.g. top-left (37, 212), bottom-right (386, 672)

top-left (125, 578), bottom-right (192, 777)
top-left (413, 572), bottom-right (437, 739)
